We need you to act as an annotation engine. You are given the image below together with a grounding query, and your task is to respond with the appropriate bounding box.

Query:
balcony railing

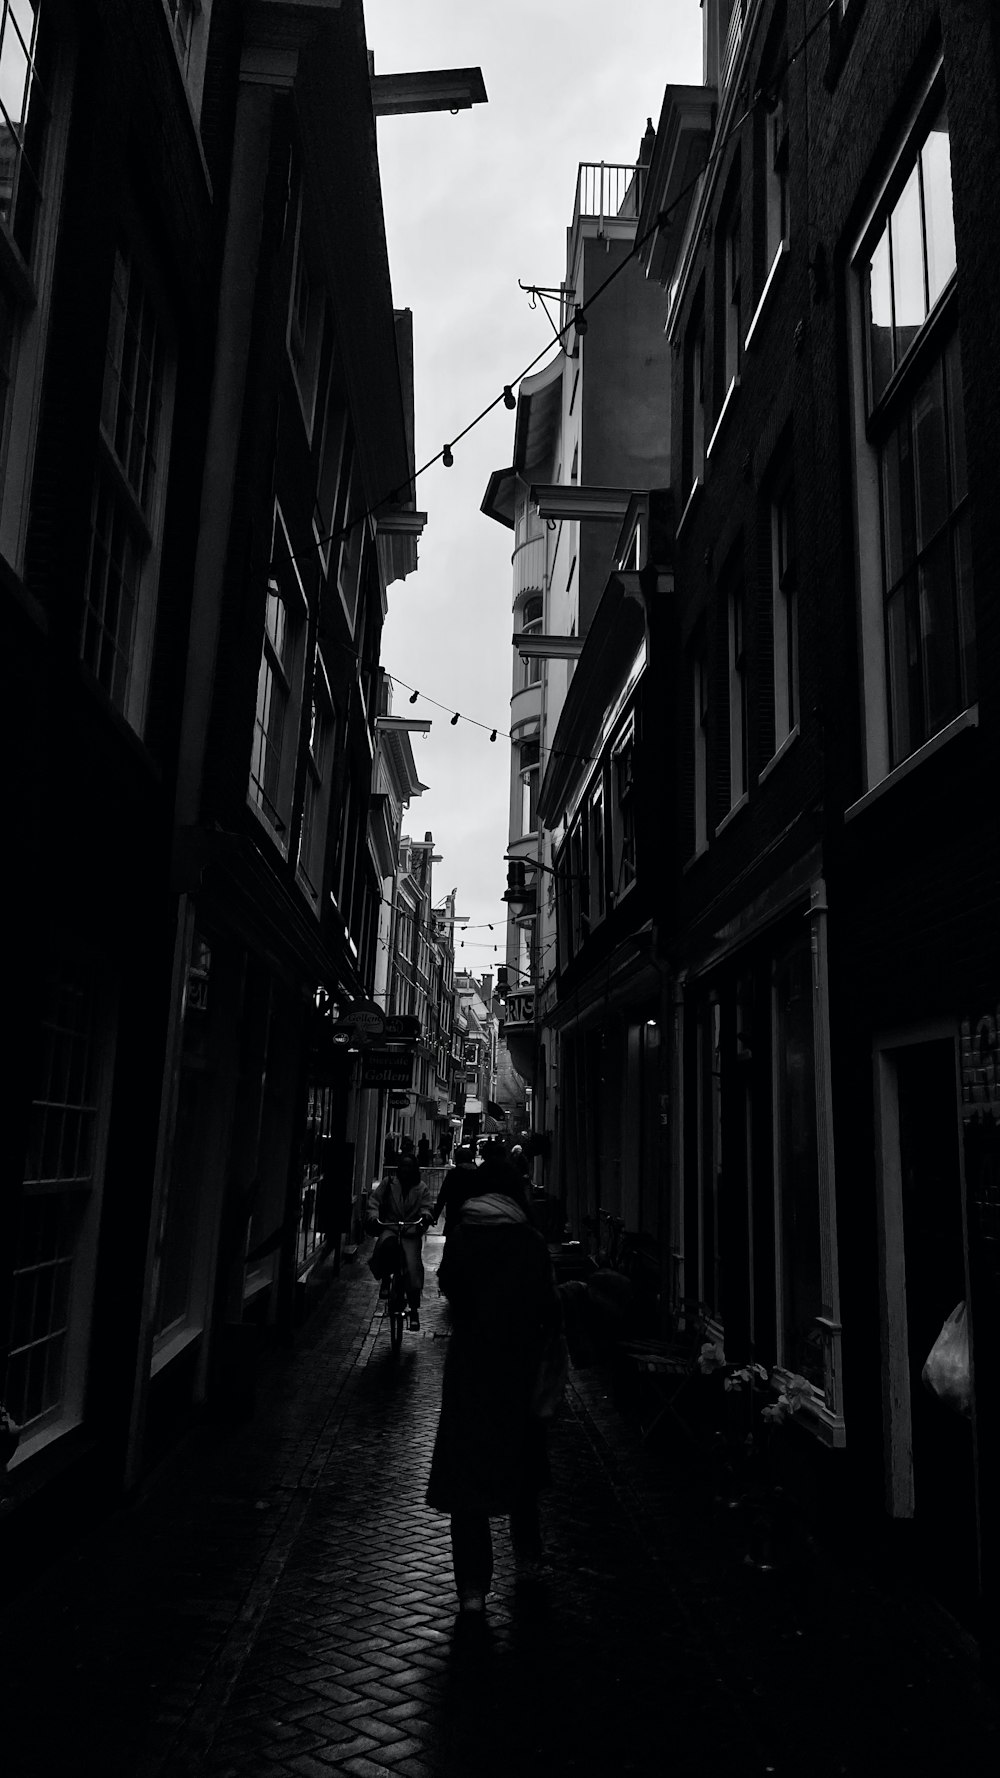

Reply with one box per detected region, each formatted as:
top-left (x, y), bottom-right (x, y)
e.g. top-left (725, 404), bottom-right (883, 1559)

top-left (513, 534), bottom-right (546, 601)
top-left (572, 161), bottom-right (645, 236)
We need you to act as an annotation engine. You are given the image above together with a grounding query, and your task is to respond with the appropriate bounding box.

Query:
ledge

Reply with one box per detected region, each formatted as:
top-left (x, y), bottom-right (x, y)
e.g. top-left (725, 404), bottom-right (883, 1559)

top-left (758, 724), bottom-right (799, 784)
top-left (844, 706), bottom-right (978, 822)
top-left (714, 789), bottom-right (748, 837)
top-left (676, 476), bottom-right (703, 539)
top-left (706, 376), bottom-right (740, 461)
top-left (682, 838), bottom-right (710, 875)
top-left (744, 241), bottom-right (788, 353)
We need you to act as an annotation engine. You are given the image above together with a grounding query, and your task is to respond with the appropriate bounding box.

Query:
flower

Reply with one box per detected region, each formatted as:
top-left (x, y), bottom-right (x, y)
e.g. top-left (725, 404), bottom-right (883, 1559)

top-left (698, 1340), bottom-right (728, 1375)
top-left (783, 1373), bottom-right (813, 1413)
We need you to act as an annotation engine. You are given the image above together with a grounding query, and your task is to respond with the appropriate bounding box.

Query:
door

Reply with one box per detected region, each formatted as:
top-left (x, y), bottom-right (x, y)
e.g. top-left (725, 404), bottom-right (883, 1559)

top-left (893, 1039), bottom-right (977, 1613)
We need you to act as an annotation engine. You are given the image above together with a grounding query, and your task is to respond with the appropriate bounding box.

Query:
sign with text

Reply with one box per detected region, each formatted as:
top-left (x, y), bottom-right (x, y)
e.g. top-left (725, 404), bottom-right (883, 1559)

top-left (505, 990), bottom-right (535, 1027)
top-left (361, 1048), bottom-right (415, 1089)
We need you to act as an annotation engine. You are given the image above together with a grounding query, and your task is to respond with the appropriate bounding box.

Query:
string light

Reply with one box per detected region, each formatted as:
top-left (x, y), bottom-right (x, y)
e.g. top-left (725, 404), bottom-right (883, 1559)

top-left (503, 385), bottom-right (516, 410)
top-left (573, 304), bottom-right (588, 338)
top-left (442, 443), bottom-right (454, 468)
top-left (490, 729), bottom-right (497, 742)
top-left (409, 689), bottom-right (419, 703)
top-left (450, 711), bottom-right (460, 725)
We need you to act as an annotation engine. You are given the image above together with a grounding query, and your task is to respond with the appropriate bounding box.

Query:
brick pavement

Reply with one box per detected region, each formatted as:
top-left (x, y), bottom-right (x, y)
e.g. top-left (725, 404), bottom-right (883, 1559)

top-left (1, 1236), bottom-right (998, 1777)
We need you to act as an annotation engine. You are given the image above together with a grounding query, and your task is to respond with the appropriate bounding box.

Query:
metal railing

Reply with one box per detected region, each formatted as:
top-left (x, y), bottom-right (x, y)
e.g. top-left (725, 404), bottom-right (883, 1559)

top-left (573, 161), bottom-right (645, 235)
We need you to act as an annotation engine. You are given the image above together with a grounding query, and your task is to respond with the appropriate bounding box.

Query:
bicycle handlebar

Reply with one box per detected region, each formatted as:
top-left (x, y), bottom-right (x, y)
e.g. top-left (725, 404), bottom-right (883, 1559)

top-left (375, 1219), bottom-right (427, 1233)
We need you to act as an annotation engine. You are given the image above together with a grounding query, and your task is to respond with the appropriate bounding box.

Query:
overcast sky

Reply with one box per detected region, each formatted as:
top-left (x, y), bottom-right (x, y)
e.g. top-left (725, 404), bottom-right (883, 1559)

top-left (366, 0), bottom-right (703, 965)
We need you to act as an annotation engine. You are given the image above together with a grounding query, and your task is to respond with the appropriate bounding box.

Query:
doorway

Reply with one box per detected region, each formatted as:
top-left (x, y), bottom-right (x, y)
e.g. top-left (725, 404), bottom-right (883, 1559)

top-left (876, 1033), bottom-right (978, 1614)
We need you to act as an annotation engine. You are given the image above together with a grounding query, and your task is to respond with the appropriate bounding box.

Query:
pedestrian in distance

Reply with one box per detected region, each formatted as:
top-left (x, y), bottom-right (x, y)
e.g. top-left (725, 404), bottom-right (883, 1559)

top-left (366, 1156), bottom-right (434, 1329)
top-left (416, 1133), bottom-right (432, 1167)
top-left (509, 1143), bottom-right (531, 1181)
top-left (432, 1142), bottom-right (482, 1236)
top-left (426, 1185), bottom-right (563, 1617)
top-left (438, 1128), bottom-right (453, 1164)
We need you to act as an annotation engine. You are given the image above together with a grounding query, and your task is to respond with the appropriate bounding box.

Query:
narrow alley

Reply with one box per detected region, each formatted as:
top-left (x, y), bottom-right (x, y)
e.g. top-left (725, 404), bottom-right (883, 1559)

top-left (1, 1233), bottom-right (997, 1778)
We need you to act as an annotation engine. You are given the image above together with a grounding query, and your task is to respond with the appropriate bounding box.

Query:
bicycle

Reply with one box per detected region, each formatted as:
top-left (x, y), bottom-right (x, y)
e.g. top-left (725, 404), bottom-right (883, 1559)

top-left (374, 1219), bottom-right (428, 1356)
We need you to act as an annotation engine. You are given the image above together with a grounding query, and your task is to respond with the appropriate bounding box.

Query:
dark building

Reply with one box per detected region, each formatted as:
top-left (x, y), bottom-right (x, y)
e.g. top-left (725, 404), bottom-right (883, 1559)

top-left (639, 0), bottom-right (1000, 1635)
top-left (0, 0), bottom-right (440, 1564)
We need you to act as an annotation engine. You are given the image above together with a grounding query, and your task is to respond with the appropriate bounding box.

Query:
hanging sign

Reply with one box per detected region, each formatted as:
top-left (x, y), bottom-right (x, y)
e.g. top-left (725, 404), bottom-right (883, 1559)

top-left (361, 1049), bottom-right (415, 1088)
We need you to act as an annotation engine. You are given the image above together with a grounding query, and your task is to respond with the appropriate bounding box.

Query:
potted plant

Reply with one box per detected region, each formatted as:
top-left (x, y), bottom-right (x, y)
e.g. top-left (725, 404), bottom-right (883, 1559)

top-left (697, 1341), bottom-right (813, 1570)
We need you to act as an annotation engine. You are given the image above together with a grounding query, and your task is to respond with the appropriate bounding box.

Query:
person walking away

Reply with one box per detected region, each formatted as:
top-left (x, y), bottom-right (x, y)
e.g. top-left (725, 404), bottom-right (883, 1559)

top-left (433, 1142), bottom-right (481, 1235)
top-left (367, 1157), bottom-right (433, 1328)
top-left (426, 1189), bottom-right (563, 1615)
top-left (417, 1133), bottom-right (432, 1167)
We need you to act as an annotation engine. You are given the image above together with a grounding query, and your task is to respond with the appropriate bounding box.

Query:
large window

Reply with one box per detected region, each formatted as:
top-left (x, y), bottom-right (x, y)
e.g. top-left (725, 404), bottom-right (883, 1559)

top-left (773, 937), bottom-right (823, 1386)
top-left (518, 735), bottom-right (540, 835)
top-left (763, 68), bottom-right (789, 273)
top-left (853, 87), bottom-right (972, 781)
top-left (5, 952), bottom-right (113, 1447)
top-left (520, 594), bottom-right (543, 688)
top-left (297, 651), bottom-right (335, 905)
top-left (610, 724), bottom-right (636, 897)
top-left (81, 244), bottom-right (173, 733)
top-left (589, 782), bottom-right (606, 924)
top-left (693, 644), bottom-right (709, 854)
top-left (722, 206), bottom-right (741, 399)
top-left (771, 479), bottom-right (798, 753)
top-left (0, 0), bottom-right (48, 261)
top-left (727, 580), bottom-right (748, 808)
top-left (683, 303), bottom-right (706, 498)
top-left (287, 208), bottom-right (324, 439)
top-left (249, 506), bottom-right (306, 843)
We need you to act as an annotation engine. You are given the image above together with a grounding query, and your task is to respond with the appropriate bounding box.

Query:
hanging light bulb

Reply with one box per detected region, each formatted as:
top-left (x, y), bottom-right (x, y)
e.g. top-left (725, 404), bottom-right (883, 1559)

top-left (451, 711), bottom-right (460, 725)
top-left (490, 729), bottom-right (497, 742)
top-left (408, 689), bottom-right (419, 704)
top-left (574, 304), bottom-right (588, 338)
top-left (442, 443), bottom-right (454, 467)
top-left (503, 385), bottom-right (516, 410)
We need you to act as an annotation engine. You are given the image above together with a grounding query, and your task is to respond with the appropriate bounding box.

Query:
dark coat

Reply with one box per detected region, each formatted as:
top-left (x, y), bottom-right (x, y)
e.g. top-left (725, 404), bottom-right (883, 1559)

top-left (426, 1220), bottom-right (561, 1516)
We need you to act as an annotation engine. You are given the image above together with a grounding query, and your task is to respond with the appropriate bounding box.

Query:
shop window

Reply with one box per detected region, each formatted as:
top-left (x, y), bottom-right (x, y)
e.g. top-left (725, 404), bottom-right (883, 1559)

top-left (849, 79), bottom-right (972, 789)
top-left (773, 937), bottom-right (823, 1386)
top-left (5, 951), bottom-right (114, 1451)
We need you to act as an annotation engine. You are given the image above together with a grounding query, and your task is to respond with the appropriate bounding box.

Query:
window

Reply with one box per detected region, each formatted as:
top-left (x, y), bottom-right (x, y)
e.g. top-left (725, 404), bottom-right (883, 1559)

top-left (589, 782), bottom-right (606, 923)
top-left (693, 646), bottom-right (709, 853)
top-left (569, 809), bottom-right (590, 948)
top-left (852, 87), bottom-right (972, 782)
top-left (312, 346), bottom-right (347, 574)
top-left (297, 652), bottom-right (335, 904)
top-left (771, 480), bottom-right (798, 751)
top-left (683, 303), bottom-right (706, 496)
top-left (165, 0), bottom-right (198, 76)
top-left (763, 68), bottom-right (789, 273)
top-left (5, 952), bottom-right (113, 1448)
top-left (0, 0), bottom-right (48, 262)
top-left (1, 3), bottom-right (68, 563)
top-left (520, 594), bottom-right (543, 688)
top-left (81, 244), bottom-right (173, 733)
top-left (518, 735), bottom-right (540, 835)
top-left (723, 207), bottom-right (741, 396)
top-left (773, 936), bottom-right (823, 1386)
top-left (611, 725), bottom-right (636, 896)
top-left (287, 209), bottom-right (324, 438)
top-left (336, 449), bottom-right (366, 631)
top-left (249, 506), bottom-right (306, 842)
top-left (727, 581), bottom-right (748, 806)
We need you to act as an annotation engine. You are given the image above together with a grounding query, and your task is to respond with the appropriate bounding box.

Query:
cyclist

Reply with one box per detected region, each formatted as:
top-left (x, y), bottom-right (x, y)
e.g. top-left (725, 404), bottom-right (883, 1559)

top-left (367, 1156), bottom-right (434, 1329)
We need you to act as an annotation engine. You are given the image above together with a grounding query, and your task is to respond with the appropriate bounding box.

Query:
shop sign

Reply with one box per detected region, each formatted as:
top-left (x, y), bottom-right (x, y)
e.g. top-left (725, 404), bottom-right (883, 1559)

top-left (388, 1090), bottom-right (411, 1108)
top-left (361, 1048), bottom-right (414, 1088)
top-left (332, 1001), bottom-right (386, 1041)
top-left (505, 990), bottom-right (535, 1027)
top-left (382, 1014), bottom-right (421, 1042)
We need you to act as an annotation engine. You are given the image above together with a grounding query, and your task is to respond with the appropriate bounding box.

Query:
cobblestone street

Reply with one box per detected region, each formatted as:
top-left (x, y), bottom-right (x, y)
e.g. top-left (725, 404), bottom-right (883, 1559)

top-left (1, 1236), bottom-right (998, 1778)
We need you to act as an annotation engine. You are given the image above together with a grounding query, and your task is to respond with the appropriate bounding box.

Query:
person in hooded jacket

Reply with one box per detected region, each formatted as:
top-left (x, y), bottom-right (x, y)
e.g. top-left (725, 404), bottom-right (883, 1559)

top-left (426, 1186), bottom-right (562, 1615)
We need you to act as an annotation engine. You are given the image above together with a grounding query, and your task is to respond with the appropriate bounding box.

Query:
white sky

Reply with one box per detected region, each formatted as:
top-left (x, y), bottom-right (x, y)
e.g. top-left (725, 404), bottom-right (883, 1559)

top-left (367, 0), bottom-right (703, 962)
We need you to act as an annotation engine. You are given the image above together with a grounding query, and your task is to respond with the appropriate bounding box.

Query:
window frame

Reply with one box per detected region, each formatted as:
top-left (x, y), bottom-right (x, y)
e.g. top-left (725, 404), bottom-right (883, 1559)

top-left (296, 648), bottom-right (336, 908)
top-left (770, 475), bottom-right (798, 757)
top-left (80, 239), bottom-right (177, 736)
top-left (4, 944), bottom-right (117, 1465)
top-left (1, 7), bottom-right (73, 571)
top-left (248, 503), bottom-right (309, 849)
top-left (847, 66), bottom-right (971, 792)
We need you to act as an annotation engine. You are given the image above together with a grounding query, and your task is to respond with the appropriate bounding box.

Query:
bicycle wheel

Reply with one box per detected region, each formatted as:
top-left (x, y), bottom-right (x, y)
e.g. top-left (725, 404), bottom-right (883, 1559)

top-left (388, 1273), bottom-right (405, 1356)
